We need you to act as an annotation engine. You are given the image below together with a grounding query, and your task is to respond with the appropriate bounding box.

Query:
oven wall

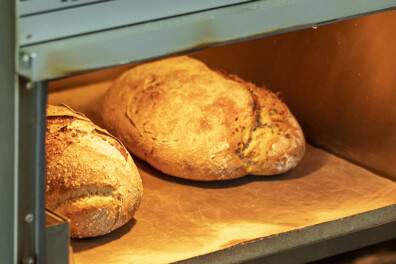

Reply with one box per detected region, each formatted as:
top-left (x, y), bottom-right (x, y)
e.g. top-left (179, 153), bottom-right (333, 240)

top-left (192, 9), bottom-right (396, 180)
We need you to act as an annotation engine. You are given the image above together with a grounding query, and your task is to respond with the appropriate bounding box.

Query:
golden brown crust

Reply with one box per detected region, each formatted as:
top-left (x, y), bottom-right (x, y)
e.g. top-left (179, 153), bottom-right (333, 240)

top-left (46, 104), bottom-right (143, 238)
top-left (101, 56), bottom-right (305, 181)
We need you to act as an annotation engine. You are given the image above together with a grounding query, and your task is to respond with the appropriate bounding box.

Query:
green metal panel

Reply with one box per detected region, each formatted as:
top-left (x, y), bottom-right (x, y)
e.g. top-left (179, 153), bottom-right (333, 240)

top-left (17, 79), bottom-right (47, 264)
top-left (0, 2), bottom-right (47, 263)
top-left (0, 1), bottom-right (17, 263)
top-left (19, 0), bottom-right (396, 82)
top-left (45, 210), bottom-right (69, 264)
top-left (19, 0), bottom-right (251, 45)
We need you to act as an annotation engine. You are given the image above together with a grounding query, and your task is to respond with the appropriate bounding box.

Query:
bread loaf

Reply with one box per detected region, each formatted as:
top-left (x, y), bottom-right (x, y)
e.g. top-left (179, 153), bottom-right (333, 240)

top-left (101, 56), bottom-right (305, 181)
top-left (46, 104), bottom-right (143, 238)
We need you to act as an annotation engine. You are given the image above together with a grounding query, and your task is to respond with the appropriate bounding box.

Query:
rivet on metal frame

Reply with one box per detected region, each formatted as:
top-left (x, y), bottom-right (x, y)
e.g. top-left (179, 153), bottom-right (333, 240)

top-left (19, 52), bottom-right (36, 70)
top-left (21, 53), bottom-right (31, 64)
top-left (25, 213), bottom-right (34, 224)
top-left (25, 82), bottom-right (34, 90)
top-left (22, 256), bottom-right (35, 264)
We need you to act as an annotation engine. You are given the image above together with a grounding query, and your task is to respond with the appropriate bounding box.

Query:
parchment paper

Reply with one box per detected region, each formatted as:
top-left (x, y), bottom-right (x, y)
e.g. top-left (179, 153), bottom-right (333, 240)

top-left (49, 81), bottom-right (396, 264)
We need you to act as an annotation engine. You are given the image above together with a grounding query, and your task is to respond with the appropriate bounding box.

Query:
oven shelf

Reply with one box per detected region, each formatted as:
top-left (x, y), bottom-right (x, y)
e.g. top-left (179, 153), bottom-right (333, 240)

top-left (48, 81), bottom-right (396, 264)
top-left (69, 145), bottom-right (396, 264)
top-left (19, 0), bottom-right (396, 82)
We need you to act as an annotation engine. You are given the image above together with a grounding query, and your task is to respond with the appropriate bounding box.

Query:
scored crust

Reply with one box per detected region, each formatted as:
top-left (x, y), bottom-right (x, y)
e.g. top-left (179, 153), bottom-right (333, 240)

top-left (101, 56), bottom-right (305, 181)
top-left (46, 104), bottom-right (143, 238)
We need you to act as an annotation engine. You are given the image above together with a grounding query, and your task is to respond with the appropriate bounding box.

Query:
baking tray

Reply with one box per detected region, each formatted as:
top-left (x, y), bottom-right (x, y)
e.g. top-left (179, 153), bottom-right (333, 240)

top-left (48, 80), bottom-right (396, 264)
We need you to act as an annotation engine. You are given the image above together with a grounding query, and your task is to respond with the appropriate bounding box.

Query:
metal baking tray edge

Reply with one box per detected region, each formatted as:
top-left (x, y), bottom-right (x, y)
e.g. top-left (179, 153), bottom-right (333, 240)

top-left (176, 204), bottom-right (396, 264)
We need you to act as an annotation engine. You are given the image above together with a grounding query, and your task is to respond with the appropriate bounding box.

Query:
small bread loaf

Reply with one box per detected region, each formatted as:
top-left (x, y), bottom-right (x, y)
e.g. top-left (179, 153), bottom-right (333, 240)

top-left (45, 104), bottom-right (143, 238)
top-left (101, 56), bottom-right (305, 181)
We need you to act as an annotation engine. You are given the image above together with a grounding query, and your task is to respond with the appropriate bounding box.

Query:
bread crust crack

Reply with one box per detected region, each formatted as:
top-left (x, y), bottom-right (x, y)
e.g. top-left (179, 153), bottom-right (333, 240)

top-left (50, 185), bottom-right (116, 211)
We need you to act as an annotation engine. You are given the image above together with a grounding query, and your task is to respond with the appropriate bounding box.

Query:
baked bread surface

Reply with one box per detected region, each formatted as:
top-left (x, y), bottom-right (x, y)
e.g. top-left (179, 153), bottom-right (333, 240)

top-left (46, 104), bottom-right (143, 238)
top-left (101, 56), bottom-right (305, 181)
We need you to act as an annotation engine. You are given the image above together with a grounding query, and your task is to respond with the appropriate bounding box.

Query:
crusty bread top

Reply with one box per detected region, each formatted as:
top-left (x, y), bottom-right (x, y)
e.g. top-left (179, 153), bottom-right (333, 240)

top-left (46, 104), bottom-right (143, 238)
top-left (101, 56), bottom-right (305, 181)
top-left (46, 105), bottom-right (132, 196)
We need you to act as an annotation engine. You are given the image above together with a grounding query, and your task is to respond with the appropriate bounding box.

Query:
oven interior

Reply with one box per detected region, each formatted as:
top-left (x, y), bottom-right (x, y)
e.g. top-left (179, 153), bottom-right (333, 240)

top-left (46, 9), bottom-right (396, 264)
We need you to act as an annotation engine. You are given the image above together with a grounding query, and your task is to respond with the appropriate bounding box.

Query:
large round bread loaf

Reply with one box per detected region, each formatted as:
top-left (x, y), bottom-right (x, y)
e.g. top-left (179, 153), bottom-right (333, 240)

top-left (101, 56), bottom-right (305, 181)
top-left (46, 104), bottom-right (143, 238)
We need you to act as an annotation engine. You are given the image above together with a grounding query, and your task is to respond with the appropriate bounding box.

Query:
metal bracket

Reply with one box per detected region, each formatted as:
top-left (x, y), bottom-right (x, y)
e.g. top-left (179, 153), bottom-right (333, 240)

top-left (19, 52), bottom-right (36, 89)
